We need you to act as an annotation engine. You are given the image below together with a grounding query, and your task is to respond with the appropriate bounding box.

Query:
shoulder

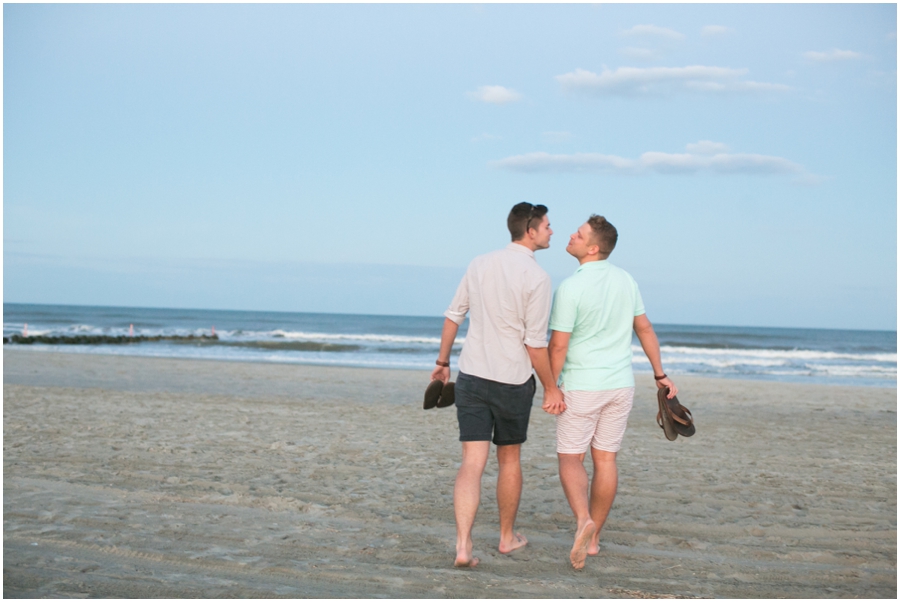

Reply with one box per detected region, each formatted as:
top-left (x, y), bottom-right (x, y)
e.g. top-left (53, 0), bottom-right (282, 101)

top-left (554, 273), bottom-right (580, 297)
top-left (502, 246), bottom-right (549, 280)
top-left (531, 260), bottom-right (551, 279)
top-left (469, 248), bottom-right (504, 269)
top-left (609, 262), bottom-right (637, 283)
top-left (527, 261), bottom-right (551, 289)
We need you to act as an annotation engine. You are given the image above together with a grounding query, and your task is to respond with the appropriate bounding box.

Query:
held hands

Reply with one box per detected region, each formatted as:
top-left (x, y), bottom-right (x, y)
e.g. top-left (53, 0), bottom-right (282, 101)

top-left (656, 376), bottom-right (678, 398)
top-left (431, 364), bottom-right (450, 384)
top-left (541, 385), bottom-right (566, 415)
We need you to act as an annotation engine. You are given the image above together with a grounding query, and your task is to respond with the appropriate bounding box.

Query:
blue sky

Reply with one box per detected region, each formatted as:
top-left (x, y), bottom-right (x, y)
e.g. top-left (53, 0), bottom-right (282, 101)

top-left (4, 3), bottom-right (897, 330)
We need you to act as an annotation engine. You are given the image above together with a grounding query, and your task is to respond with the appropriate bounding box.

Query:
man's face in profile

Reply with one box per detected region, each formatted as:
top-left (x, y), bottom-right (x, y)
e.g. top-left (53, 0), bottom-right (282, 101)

top-left (566, 222), bottom-right (595, 259)
top-left (529, 215), bottom-right (553, 250)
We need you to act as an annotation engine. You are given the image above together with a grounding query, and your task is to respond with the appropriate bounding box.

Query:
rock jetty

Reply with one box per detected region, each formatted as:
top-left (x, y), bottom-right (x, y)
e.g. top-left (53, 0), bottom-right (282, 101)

top-left (3, 334), bottom-right (219, 345)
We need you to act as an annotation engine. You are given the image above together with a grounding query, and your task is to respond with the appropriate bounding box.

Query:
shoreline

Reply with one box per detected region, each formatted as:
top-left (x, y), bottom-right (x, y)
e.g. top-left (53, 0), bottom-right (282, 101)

top-left (4, 350), bottom-right (897, 597)
top-left (4, 345), bottom-right (897, 389)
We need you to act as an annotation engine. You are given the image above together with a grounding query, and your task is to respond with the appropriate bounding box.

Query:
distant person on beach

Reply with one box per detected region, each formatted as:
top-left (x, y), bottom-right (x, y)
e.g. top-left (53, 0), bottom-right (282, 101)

top-left (547, 215), bottom-right (677, 569)
top-left (431, 202), bottom-right (566, 568)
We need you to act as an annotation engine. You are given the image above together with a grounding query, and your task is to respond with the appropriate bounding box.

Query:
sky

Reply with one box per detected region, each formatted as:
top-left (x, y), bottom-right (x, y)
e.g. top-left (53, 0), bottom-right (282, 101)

top-left (3, 3), bottom-right (897, 331)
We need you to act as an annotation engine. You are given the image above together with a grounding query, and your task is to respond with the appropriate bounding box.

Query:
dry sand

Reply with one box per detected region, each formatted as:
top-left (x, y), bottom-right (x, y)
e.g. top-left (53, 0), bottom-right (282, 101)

top-left (3, 349), bottom-right (896, 598)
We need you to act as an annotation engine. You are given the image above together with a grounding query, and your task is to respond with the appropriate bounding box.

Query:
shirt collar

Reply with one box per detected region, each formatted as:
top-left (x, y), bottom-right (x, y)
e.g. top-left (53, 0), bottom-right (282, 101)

top-left (575, 259), bottom-right (609, 273)
top-left (506, 242), bottom-right (535, 258)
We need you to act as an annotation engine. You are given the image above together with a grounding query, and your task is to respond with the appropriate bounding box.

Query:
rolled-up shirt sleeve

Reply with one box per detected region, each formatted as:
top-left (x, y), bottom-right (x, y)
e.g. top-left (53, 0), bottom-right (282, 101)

top-left (523, 273), bottom-right (552, 348)
top-left (443, 272), bottom-right (470, 325)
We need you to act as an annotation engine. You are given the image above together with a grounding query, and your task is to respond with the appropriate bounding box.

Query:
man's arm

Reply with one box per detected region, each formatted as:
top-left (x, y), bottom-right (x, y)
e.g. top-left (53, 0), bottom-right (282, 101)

top-left (522, 273), bottom-right (564, 413)
top-left (633, 313), bottom-right (677, 398)
top-left (526, 345), bottom-right (566, 415)
top-left (430, 318), bottom-right (460, 384)
top-left (548, 330), bottom-right (571, 384)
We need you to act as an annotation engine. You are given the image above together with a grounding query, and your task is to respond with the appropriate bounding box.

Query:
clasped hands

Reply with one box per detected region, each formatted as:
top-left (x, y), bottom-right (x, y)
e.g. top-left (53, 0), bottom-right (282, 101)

top-left (541, 386), bottom-right (566, 415)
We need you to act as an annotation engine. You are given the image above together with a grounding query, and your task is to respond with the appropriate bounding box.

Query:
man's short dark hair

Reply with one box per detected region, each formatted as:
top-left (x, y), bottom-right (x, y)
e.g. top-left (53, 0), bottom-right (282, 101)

top-left (587, 214), bottom-right (617, 256)
top-left (508, 202), bottom-right (548, 241)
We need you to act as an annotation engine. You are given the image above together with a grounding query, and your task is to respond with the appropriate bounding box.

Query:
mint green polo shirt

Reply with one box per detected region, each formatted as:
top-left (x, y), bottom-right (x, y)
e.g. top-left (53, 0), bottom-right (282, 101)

top-left (549, 260), bottom-right (645, 391)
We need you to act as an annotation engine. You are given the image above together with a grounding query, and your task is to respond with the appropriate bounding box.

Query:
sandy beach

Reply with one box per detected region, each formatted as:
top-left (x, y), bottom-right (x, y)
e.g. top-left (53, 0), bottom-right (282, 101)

top-left (3, 349), bottom-right (896, 598)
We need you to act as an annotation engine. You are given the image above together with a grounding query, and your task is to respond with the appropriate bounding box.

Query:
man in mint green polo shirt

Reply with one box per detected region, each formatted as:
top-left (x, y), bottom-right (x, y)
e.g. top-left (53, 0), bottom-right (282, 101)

top-left (546, 214), bottom-right (678, 570)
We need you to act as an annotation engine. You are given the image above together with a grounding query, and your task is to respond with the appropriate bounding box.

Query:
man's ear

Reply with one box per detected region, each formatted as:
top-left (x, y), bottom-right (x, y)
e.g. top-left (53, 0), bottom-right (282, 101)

top-left (588, 244), bottom-right (601, 257)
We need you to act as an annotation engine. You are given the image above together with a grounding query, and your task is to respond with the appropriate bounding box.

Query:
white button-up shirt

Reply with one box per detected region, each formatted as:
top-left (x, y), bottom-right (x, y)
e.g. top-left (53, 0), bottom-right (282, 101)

top-left (444, 243), bottom-right (552, 385)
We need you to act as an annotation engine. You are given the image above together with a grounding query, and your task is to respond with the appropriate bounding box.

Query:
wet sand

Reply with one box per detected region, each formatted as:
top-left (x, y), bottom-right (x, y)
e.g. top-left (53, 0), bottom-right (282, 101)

top-left (3, 350), bottom-right (896, 598)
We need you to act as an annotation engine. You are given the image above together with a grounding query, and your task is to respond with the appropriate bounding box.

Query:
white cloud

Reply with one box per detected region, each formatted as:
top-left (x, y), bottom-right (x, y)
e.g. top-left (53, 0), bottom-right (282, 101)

top-left (492, 142), bottom-right (815, 182)
top-left (542, 131), bottom-right (573, 143)
top-left (556, 66), bottom-right (790, 96)
top-left (803, 49), bottom-right (863, 62)
top-left (471, 133), bottom-right (501, 143)
top-left (466, 85), bottom-right (522, 104)
top-left (621, 24), bottom-right (685, 41)
top-left (702, 25), bottom-right (733, 37)
top-left (619, 46), bottom-right (656, 61)
top-left (685, 140), bottom-right (729, 155)
top-left (494, 152), bottom-right (634, 173)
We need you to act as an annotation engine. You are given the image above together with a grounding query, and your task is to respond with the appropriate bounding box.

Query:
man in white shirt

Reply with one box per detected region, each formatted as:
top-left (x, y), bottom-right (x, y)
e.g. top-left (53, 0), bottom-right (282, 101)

top-left (431, 202), bottom-right (565, 568)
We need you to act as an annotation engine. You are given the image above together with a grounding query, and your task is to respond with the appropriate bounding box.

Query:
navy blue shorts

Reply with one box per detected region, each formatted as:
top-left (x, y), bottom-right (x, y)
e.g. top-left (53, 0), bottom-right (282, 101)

top-left (455, 371), bottom-right (536, 446)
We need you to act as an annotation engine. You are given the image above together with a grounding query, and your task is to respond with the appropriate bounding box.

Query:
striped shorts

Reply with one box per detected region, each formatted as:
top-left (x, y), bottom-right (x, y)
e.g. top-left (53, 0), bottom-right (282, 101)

top-left (556, 387), bottom-right (634, 454)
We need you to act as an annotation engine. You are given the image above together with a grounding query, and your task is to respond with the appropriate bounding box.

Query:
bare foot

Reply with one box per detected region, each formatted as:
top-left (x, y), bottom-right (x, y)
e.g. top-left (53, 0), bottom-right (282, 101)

top-left (587, 534), bottom-right (601, 556)
top-left (570, 520), bottom-right (597, 570)
top-left (454, 555), bottom-right (480, 568)
top-left (498, 532), bottom-right (528, 554)
top-left (453, 556), bottom-right (478, 569)
top-left (455, 541), bottom-right (480, 568)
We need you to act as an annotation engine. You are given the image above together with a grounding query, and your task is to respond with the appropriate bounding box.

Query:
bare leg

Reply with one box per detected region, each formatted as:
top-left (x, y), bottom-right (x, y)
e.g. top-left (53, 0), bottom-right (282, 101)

top-left (587, 448), bottom-right (618, 555)
top-left (454, 441), bottom-right (490, 567)
top-left (496, 444), bottom-right (528, 554)
top-left (558, 452), bottom-right (597, 569)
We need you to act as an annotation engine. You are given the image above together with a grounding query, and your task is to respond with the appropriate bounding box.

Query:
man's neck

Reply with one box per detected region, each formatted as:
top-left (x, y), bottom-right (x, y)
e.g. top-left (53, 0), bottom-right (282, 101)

top-left (512, 239), bottom-right (539, 252)
top-left (578, 255), bottom-right (603, 265)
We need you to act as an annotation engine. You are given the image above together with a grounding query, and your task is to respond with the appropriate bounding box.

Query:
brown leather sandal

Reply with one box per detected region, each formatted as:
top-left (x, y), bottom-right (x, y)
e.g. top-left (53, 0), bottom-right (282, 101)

top-left (424, 380), bottom-right (443, 410)
top-left (436, 381), bottom-right (455, 408)
top-left (657, 387), bottom-right (695, 438)
top-left (424, 380), bottom-right (456, 409)
top-left (656, 387), bottom-right (678, 440)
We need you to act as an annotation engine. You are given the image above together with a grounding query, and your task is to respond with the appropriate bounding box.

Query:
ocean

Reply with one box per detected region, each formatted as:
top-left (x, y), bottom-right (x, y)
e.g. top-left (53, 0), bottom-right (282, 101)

top-left (3, 303), bottom-right (896, 388)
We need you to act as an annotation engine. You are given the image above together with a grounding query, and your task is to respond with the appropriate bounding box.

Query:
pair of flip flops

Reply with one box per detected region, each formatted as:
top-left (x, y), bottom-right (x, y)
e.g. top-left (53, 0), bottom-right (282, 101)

top-left (424, 379), bottom-right (455, 410)
top-left (656, 387), bottom-right (695, 441)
